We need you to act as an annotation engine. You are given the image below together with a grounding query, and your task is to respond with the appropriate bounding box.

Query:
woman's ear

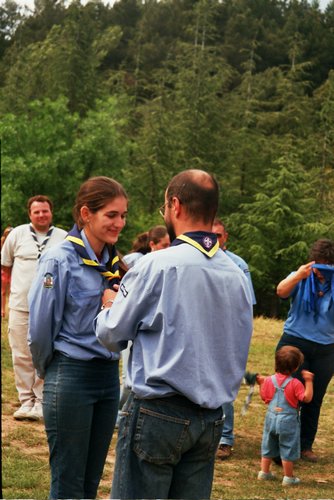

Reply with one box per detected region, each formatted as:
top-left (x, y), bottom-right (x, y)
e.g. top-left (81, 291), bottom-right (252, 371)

top-left (80, 206), bottom-right (91, 225)
top-left (149, 240), bottom-right (155, 252)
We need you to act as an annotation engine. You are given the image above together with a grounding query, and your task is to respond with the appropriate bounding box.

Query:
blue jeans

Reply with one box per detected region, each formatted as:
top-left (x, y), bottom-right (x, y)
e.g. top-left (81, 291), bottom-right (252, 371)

top-left (111, 392), bottom-right (224, 499)
top-left (43, 352), bottom-right (120, 499)
top-left (119, 342), bottom-right (132, 408)
top-left (276, 333), bottom-right (334, 451)
top-left (220, 402), bottom-right (234, 446)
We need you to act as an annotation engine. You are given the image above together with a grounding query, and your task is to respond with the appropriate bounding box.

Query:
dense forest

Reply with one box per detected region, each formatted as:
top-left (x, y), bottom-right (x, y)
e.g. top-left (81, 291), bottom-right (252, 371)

top-left (1, 0), bottom-right (334, 316)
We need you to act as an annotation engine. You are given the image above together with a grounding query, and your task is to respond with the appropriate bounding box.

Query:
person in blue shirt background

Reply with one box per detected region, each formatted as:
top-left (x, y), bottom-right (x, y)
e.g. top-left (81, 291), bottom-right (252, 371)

top-left (276, 238), bottom-right (334, 463)
top-left (212, 218), bottom-right (256, 461)
top-left (212, 218), bottom-right (256, 304)
top-left (28, 176), bottom-right (128, 499)
top-left (122, 230), bottom-right (150, 268)
top-left (95, 169), bottom-right (253, 500)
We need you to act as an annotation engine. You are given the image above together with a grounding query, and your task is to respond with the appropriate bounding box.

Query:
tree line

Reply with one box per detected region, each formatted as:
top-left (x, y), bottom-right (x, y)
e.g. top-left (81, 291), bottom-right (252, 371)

top-left (1, 0), bottom-right (333, 317)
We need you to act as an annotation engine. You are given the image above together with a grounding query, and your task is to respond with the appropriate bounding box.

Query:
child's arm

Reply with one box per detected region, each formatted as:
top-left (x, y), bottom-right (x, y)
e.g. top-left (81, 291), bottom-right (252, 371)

top-left (301, 370), bottom-right (314, 403)
top-left (256, 374), bottom-right (272, 403)
top-left (256, 374), bottom-right (265, 386)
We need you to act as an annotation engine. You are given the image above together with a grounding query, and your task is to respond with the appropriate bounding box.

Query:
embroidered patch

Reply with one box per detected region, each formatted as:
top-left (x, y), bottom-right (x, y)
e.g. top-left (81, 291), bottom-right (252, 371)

top-left (120, 283), bottom-right (128, 297)
top-left (43, 273), bottom-right (54, 288)
top-left (202, 236), bottom-right (213, 249)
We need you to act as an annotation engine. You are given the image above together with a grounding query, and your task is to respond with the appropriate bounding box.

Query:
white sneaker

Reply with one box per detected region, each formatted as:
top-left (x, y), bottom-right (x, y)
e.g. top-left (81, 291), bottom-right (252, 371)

top-left (257, 471), bottom-right (275, 480)
top-left (29, 402), bottom-right (44, 421)
top-left (282, 476), bottom-right (300, 486)
top-left (13, 405), bottom-right (34, 420)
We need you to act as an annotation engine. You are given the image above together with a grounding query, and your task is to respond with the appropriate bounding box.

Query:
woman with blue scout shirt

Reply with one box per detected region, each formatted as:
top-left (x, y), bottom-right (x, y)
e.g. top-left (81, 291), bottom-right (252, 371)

top-left (276, 238), bottom-right (334, 463)
top-left (28, 176), bottom-right (128, 499)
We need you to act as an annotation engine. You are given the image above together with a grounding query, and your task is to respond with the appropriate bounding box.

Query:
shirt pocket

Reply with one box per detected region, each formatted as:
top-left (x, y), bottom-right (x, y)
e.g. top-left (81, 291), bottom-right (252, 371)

top-left (68, 288), bottom-right (102, 333)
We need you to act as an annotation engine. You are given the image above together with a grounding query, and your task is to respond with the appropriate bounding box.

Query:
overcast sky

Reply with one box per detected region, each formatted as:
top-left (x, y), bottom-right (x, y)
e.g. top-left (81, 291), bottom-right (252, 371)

top-left (1, 0), bottom-right (332, 12)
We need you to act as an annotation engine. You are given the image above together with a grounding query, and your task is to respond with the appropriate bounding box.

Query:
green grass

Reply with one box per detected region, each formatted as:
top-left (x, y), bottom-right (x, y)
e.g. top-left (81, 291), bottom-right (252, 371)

top-left (2, 315), bottom-right (333, 499)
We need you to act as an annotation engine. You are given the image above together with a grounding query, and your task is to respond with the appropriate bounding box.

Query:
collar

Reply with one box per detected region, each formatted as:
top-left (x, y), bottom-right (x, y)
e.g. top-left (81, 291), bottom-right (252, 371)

top-left (81, 229), bottom-right (110, 266)
top-left (65, 224), bottom-right (120, 287)
top-left (171, 231), bottom-right (220, 258)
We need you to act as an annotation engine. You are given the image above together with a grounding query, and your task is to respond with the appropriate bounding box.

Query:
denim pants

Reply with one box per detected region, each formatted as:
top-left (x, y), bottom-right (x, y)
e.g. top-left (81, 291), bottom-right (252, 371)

top-left (220, 402), bottom-right (234, 446)
top-left (261, 377), bottom-right (300, 461)
top-left (276, 333), bottom-right (334, 451)
top-left (43, 352), bottom-right (120, 499)
top-left (111, 392), bottom-right (224, 499)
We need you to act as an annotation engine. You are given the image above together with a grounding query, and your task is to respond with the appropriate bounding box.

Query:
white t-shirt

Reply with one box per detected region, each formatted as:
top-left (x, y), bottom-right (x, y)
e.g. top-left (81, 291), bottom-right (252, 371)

top-left (1, 223), bottom-right (67, 311)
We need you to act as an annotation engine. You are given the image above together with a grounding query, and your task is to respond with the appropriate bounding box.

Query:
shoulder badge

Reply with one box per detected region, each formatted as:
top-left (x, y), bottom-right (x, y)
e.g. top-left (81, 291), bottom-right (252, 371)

top-left (43, 273), bottom-right (54, 289)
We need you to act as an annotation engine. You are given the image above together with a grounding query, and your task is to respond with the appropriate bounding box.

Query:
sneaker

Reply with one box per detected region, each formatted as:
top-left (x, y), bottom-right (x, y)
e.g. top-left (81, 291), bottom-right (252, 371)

top-left (28, 402), bottom-right (43, 421)
top-left (258, 471), bottom-right (275, 481)
top-left (13, 405), bottom-right (34, 420)
top-left (216, 444), bottom-right (233, 460)
top-left (282, 476), bottom-right (300, 486)
top-left (301, 449), bottom-right (318, 462)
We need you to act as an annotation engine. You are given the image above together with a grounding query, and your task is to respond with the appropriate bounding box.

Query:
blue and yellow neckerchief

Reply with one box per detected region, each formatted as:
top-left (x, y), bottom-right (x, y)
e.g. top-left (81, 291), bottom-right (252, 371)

top-left (171, 231), bottom-right (219, 258)
top-left (66, 224), bottom-right (120, 288)
top-left (302, 263), bottom-right (334, 318)
top-left (30, 223), bottom-right (54, 259)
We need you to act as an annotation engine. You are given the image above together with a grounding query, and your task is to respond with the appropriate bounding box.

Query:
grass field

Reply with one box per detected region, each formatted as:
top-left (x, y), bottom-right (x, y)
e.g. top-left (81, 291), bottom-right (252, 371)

top-left (1, 315), bottom-right (333, 499)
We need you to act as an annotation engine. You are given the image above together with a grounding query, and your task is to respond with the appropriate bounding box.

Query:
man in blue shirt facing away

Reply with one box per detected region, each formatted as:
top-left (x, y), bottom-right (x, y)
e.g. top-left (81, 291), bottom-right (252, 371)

top-left (96, 169), bottom-right (253, 500)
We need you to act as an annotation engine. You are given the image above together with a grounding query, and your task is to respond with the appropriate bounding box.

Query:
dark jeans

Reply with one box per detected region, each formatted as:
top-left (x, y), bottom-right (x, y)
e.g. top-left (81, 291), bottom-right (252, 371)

top-left (43, 352), bottom-right (120, 499)
top-left (276, 333), bottom-right (334, 451)
top-left (112, 392), bottom-right (224, 499)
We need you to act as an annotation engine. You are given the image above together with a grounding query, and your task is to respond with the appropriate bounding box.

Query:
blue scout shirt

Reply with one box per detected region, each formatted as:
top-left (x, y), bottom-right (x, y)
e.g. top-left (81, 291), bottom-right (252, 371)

top-left (283, 272), bottom-right (334, 345)
top-left (95, 236), bottom-right (253, 409)
top-left (225, 249), bottom-right (257, 305)
top-left (28, 230), bottom-right (119, 379)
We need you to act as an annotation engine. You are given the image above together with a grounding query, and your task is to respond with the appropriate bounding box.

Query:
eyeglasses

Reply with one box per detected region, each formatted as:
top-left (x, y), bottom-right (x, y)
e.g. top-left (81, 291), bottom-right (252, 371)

top-left (159, 202), bottom-right (168, 218)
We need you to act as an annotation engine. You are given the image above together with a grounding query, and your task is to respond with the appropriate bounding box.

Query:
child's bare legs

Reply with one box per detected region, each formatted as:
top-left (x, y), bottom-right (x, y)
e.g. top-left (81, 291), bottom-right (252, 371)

top-left (260, 457), bottom-right (272, 473)
top-left (258, 457), bottom-right (275, 480)
top-left (282, 459), bottom-right (300, 485)
top-left (282, 459), bottom-right (294, 477)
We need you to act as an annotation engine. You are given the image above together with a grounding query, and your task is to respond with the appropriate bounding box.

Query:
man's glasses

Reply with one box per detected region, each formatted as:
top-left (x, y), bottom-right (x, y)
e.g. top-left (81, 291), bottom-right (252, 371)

top-left (159, 202), bottom-right (168, 218)
top-left (159, 195), bottom-right (183, 218)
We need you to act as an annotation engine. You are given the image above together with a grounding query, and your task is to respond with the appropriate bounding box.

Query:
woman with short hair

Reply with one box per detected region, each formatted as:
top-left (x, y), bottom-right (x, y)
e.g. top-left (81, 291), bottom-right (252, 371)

top-left (276, 238), bottom-right (334, 462)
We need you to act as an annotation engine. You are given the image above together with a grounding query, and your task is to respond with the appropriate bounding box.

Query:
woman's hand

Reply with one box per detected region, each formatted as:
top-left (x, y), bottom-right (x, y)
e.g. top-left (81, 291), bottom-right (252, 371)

top-left (101, 288), bottom-right (118, 309)
top-left (295, 261), bottom-right (316, 280)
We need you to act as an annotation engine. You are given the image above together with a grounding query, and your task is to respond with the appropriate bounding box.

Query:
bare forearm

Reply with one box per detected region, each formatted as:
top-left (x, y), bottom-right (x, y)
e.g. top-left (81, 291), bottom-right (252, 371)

top-left (302, 370), bottom-right (314, 403)
top-left (1, 265), bottom-right (12, 280)
top-left (303, 380), bottom-right (314, 403)
top-left (276, 261), bottom-right (315, 298)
